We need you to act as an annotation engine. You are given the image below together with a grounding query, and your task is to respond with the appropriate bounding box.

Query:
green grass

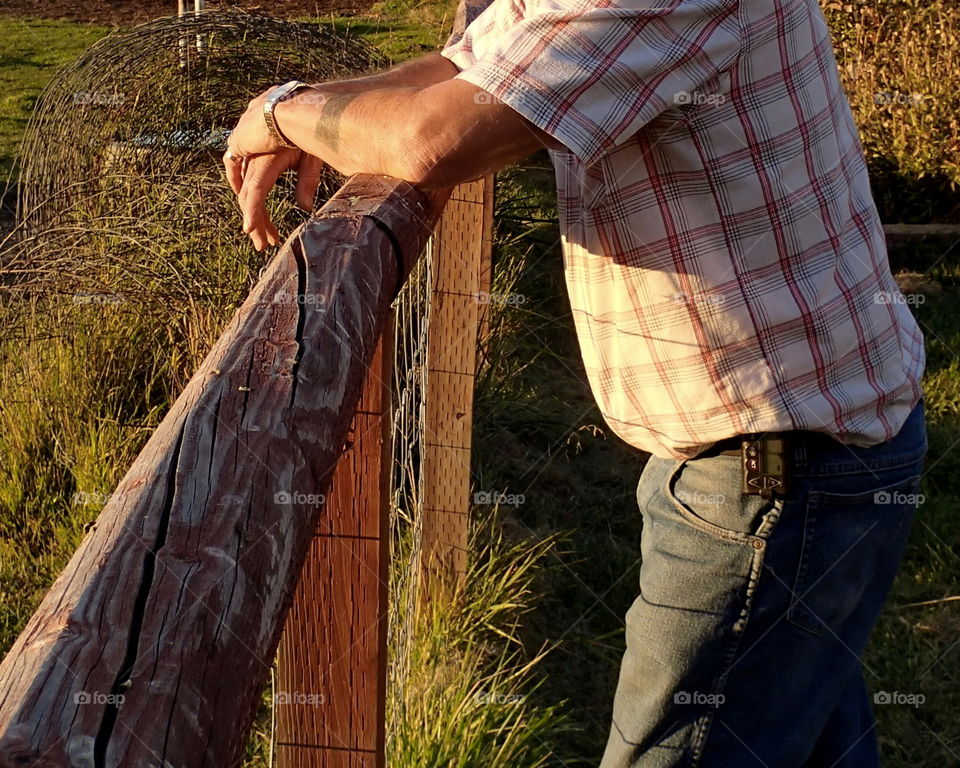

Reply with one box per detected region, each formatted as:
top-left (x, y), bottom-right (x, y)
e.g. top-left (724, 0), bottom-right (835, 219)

top-left (0, 17), bottom-right (110, 185)
top-left (385, 515), bottom-right (566, 767)
top-left (824, 0), bottom-right (960, 222)
top-left (349, 0), bottom-right (457, 58)
top-left (0, 2), bottom-right (450, 189)
top-left (868, 266), bottom-right (960, 764)
top-left (0, 299), bottom-right (170, 654)
top-left (316, 0), bottom-right (456, 62)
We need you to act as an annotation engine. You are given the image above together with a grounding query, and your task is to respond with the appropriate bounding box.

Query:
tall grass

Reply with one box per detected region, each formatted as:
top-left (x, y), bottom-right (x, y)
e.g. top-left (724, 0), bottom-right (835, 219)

top-left (386, 515), bottom-right (564, 767)
top-left (0, 298), bottom-right (168, 649)
top-left (824, 0), bottom-right (960, 221)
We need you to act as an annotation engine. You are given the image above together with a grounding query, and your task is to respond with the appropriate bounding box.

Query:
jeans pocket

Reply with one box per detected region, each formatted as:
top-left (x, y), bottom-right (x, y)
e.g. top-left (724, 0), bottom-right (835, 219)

top-left (786, 473), bottom-right (922, 636)
top-left (634, 458), bottom-right (778, 616)
top-left (664, 457), bottom-right (782, 543)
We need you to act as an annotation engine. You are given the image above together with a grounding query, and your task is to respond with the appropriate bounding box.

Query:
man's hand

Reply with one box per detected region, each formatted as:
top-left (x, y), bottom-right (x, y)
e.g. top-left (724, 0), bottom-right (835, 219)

top-left (220, 52), bottom-right (559, 249)
top-left (224, 86), bottom-right (290, 159)
top-left (225, 148), bottom-right (325, 252)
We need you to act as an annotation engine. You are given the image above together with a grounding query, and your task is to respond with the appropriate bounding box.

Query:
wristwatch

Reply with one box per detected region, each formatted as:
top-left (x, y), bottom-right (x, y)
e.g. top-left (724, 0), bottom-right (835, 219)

top-left (263, 80), bottom-right (312, 149)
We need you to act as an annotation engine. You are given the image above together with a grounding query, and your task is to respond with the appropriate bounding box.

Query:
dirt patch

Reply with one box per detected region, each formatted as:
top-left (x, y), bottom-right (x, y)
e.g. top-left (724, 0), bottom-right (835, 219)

top-left (0, 1), bottom-right (372, 26)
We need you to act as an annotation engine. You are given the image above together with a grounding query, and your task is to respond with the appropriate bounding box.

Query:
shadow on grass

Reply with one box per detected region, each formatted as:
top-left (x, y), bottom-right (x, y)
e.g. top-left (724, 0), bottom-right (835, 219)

top-left (871, 159), bottom-right (960, 225)
top-left (472, 159), bottom-right (646, 765)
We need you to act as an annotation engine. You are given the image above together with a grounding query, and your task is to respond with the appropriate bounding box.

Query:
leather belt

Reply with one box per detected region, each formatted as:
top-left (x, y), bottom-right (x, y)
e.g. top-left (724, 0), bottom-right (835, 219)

top-left (709, 434), bottom-right (750, 456)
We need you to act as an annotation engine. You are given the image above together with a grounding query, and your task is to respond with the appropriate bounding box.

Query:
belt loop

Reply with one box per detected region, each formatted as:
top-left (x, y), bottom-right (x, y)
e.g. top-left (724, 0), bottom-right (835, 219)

top-left (793, 430), bottom-right (806, 472)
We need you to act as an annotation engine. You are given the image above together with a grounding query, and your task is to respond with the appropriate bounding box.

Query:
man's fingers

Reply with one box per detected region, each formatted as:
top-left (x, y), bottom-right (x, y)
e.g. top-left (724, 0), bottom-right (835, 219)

top-left (295, 154), bottom-right (325, 212)
top-left (227, 146), bottom-right (304, 252)
top-left (224, 151), bottom-right (244, 194)
top-left (248, 219), bottom-right (280, 252)
top-left (238, 153), bottom-right (291, 251)
top-left (240, 159), bottom-right (283, 231)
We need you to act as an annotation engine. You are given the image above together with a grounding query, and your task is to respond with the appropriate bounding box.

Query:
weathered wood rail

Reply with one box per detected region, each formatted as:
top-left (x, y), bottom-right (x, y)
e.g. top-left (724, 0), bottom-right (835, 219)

top-left (0, 175), bottom-right (449, 767)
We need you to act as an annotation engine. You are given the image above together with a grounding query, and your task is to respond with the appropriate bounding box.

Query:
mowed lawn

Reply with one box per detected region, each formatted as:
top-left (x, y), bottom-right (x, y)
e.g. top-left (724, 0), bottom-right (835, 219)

top-left (0, 17), bottom-right (109, 185)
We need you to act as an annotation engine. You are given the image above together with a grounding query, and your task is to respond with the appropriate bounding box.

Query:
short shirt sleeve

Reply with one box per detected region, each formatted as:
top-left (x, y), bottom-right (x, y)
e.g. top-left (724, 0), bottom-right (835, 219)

top-left (440, 0), bottom-right (742, 168)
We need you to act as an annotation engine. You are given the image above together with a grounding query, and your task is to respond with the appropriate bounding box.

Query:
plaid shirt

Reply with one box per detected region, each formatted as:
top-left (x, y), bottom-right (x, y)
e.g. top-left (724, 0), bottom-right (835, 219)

top-left (441, 0), bottom-right (925, 460)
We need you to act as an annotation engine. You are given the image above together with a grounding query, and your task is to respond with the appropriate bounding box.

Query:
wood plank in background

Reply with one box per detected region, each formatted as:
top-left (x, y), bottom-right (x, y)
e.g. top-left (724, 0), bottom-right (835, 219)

top-left (274, 330), bottom-right (393, 768)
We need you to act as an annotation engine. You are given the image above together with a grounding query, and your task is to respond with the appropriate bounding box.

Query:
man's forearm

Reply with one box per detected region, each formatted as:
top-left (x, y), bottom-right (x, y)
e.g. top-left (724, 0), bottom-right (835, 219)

top-left (312, 53), bottom-right (458, 94)
top-left (270, 54), bottom-right (463, 181)
top-left (274, 85), bottom-right (428, 180)
top-left (272, 74), bottom-right (559, 188)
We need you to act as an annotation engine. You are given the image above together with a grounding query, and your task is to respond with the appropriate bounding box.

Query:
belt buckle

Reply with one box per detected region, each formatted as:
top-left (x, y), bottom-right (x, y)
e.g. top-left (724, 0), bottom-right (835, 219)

top-left (741, 433), bottom-right (790, 498)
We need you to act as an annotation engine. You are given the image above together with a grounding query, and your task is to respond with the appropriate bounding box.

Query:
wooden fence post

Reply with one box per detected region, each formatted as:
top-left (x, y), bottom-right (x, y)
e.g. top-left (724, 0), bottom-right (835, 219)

top-left (0, 175), bottom-right (449, 768)
top-left (273, 326), bottom-right (393, 768)
top-left (271, 175), bottom-right (494, 767)
top-left (419, 176), bottom-right (494, 601)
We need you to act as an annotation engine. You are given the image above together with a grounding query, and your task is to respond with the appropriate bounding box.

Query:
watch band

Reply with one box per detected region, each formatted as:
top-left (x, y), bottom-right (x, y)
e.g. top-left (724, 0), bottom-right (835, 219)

top-left (263, 80), bottom-right (310, 149)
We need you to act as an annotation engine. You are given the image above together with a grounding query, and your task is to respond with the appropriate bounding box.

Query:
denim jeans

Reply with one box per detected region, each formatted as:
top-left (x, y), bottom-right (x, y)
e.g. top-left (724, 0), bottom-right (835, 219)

top-left (599, 399), bottom-right (928, 768)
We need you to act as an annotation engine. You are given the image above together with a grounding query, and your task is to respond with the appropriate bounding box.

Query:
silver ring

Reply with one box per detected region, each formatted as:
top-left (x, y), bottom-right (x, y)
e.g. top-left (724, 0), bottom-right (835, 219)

top-left (225, 150), bottom-right (242, 162)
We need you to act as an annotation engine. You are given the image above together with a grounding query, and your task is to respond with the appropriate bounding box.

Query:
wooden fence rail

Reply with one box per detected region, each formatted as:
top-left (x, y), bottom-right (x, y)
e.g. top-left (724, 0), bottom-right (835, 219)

top-left (0, 175), bottom-right (449, 768)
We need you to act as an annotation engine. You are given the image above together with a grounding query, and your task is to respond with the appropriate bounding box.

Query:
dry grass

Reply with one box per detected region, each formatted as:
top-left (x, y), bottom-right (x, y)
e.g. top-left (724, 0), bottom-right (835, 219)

top-left (824, 0), bottom-right (960, 221)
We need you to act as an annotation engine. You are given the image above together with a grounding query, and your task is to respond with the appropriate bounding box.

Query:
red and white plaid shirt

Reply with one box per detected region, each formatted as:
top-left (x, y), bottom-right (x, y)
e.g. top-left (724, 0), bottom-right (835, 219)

top-left (441, 0), bottom-right (925, 460)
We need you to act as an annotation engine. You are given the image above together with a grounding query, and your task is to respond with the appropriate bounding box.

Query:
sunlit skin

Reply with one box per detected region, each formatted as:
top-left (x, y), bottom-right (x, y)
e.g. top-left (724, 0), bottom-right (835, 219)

top-left (224, 53), bottom-right (562, 251)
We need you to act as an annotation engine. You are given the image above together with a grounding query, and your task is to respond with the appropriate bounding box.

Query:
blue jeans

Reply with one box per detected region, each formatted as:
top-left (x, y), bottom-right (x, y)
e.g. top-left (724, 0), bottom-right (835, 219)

top-left (599, 399), bottom-right (927, 768)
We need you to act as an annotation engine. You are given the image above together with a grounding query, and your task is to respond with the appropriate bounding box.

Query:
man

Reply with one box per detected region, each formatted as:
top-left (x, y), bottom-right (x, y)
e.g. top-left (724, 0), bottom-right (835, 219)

top-left (225, 0), bottom-right (927, 765)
